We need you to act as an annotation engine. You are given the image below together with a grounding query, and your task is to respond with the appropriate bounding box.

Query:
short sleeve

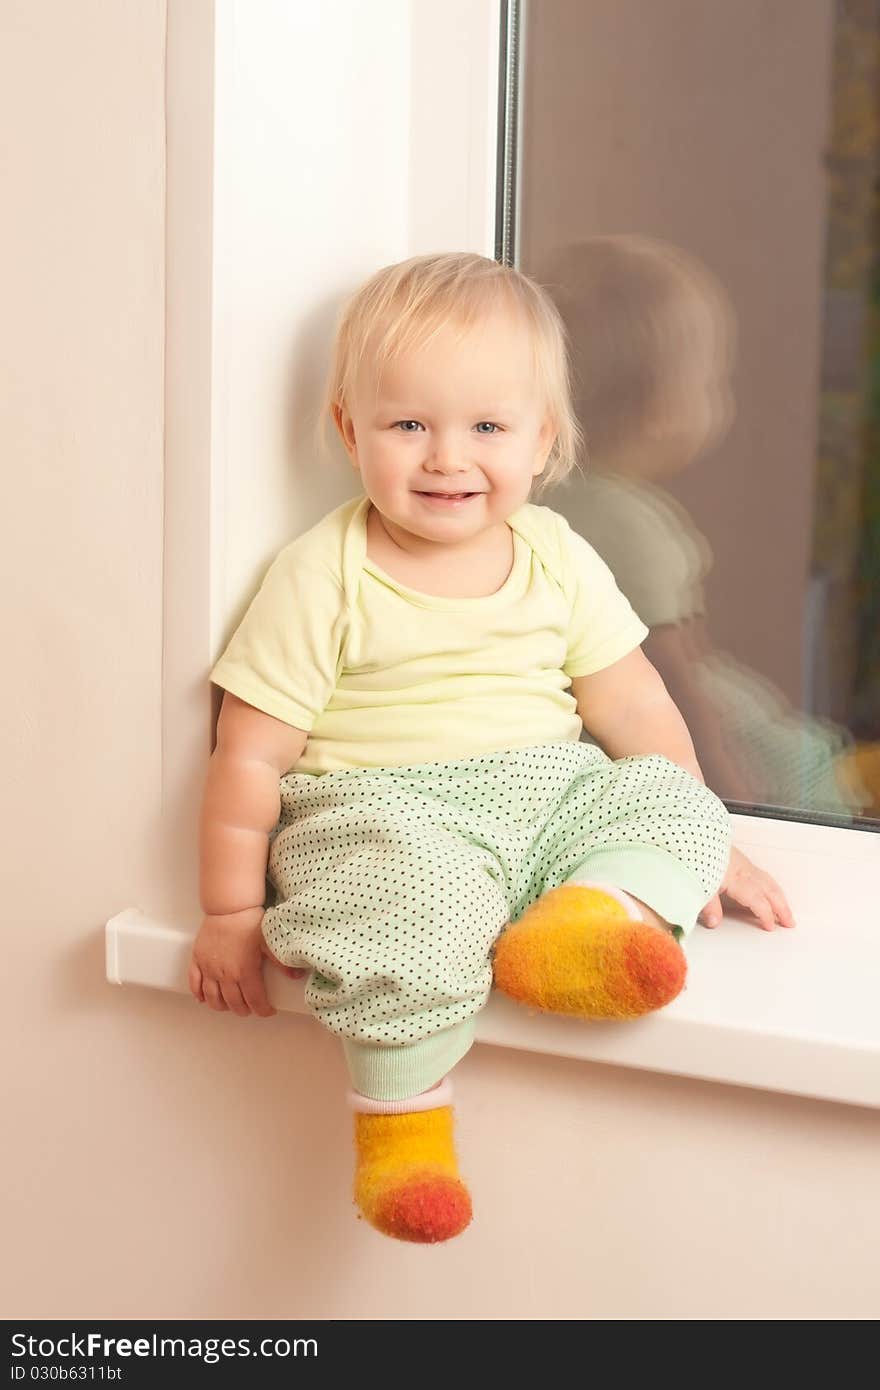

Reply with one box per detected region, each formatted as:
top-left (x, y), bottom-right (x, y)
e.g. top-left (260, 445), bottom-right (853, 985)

top-left (209, 546), bottom-right (348, 731)
top-left (559, 515), bottom-right (650, 678)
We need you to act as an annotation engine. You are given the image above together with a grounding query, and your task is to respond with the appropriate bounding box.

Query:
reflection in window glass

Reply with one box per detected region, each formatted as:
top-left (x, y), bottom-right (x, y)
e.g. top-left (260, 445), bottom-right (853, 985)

top-left (517, 0), bottom-right (879, 828)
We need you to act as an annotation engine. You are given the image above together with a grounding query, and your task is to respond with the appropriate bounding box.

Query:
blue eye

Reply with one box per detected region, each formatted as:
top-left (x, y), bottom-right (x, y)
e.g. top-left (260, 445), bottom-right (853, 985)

top-left (392, 420), bottom-right (502, 433)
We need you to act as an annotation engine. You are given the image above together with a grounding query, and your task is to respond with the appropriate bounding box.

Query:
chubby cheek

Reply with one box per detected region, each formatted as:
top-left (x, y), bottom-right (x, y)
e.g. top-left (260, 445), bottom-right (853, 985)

top-left (359, 444), bottom-right (407, 488)
top-left (484, 467), bottom-right (528, 500)
top-left (378, 459), bottom-right (417, 495)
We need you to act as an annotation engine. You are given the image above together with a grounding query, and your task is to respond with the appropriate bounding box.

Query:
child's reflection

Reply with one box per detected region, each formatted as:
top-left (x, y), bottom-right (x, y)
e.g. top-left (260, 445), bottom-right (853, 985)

top-left (542, 234), bottom-right (872, 818)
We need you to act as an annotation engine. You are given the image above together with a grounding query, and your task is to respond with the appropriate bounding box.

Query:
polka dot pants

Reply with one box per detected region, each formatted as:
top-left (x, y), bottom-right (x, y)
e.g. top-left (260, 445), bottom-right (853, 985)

top-left (262, 741), bottom-right (731, 1068)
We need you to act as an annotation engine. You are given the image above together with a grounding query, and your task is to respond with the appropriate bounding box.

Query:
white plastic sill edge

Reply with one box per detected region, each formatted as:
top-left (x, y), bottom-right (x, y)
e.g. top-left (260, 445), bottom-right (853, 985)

top-left (105, 813), bottom-right (880, 1110)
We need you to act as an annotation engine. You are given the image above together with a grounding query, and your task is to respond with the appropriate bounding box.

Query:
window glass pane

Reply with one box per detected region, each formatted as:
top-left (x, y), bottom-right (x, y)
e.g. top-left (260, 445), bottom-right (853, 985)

top-left (514, 0), bottom-right (880, 829)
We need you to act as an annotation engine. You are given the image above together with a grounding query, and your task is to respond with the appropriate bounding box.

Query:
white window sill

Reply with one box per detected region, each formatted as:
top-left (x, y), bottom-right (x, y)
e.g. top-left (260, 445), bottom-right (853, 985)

top-left (105, 813), bottom-right (879, 1110)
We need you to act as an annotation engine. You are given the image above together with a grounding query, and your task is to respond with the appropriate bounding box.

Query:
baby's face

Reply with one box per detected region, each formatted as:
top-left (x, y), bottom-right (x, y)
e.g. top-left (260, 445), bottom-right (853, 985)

top-left (334, 307), bottom-right (555, 548)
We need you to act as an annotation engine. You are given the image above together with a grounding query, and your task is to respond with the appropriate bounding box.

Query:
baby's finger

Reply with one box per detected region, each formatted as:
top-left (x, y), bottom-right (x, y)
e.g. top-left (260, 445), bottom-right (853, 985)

top-left (700, 894), bottom-right (723, 928)
top-left (730, 884), bottom-right (776, 931)
top-left (753, 865), bottom-right (797, 928)
top-left (202, 976), bottom-right (230, 1012)
top-left (188, 960), bottom-right (205, 1003)
top-left (241, 969), bottom-right (277, 1019)
top-left (219, 978), bottom-right (252, 1018)
top-left (767, 887), bottom-right (797, 929)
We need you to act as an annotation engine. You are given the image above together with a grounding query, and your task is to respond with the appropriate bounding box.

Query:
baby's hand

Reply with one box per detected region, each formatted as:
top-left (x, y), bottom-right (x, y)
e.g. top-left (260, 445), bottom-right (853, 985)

top-left (699, 846), bottom-right (796, 932)
top-left (189, 907), bottom-right (303, 1018)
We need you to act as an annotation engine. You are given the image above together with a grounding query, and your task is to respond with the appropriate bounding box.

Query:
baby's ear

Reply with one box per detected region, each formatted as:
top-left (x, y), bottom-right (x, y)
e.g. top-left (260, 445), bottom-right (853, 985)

top-left (332, 402), bottom-right (357, 456)
top-left (535, 415), bottom-right (557, 465)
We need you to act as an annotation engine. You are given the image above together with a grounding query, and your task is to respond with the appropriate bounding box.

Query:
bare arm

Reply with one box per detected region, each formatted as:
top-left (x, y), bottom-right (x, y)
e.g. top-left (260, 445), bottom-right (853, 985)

top-left (199, 691), bottom-right (309, 915)
top-left (570, 646), bottom-right (705, 782)
top-left (642, 621), bottom-right (756, 802)
top-left (190, 692), bottom-right (309, 1017)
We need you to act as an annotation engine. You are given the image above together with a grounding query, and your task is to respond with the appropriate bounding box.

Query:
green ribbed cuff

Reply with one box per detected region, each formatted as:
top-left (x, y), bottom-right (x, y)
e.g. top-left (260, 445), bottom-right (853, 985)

top-left (342, 1017), bottom-right (478, 1101)
top-left (566, 843), bottom-right (712, 939)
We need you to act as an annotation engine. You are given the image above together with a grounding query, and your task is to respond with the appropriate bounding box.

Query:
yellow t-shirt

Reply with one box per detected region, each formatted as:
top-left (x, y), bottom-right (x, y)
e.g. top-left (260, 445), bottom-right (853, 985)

top-left (209, 493), bottom-right (649, 775)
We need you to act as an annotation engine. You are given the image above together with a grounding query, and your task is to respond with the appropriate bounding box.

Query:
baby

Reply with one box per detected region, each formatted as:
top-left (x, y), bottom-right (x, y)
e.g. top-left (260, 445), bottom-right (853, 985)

top-left (189, 251), bottom-right (794, 1247)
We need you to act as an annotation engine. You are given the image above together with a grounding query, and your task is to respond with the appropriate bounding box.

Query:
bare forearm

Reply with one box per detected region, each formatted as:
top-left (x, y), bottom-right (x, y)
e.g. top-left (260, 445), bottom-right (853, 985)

top-left (199, 747), bottom-right (281, 915)
top-left (642, 625), bottom-right (753, 798)
top-left (590, 694), bottom-right (705, 784)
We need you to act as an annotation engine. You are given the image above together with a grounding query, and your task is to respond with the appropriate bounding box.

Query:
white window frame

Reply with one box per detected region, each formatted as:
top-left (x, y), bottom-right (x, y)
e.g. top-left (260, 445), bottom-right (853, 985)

top-left (106, 0), bottom-right (880, 1113)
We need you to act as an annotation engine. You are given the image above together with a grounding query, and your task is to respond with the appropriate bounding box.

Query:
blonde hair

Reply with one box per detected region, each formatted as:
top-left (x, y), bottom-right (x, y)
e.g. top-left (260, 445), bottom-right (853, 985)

top-left (539, 235), bottom-right (734, 459)
top-left (315, 251), bottom-right (584, 498)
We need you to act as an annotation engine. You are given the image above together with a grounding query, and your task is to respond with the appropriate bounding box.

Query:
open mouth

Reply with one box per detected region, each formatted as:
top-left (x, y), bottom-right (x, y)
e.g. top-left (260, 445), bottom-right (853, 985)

top-left (416, 491), bottom-right (479, 501)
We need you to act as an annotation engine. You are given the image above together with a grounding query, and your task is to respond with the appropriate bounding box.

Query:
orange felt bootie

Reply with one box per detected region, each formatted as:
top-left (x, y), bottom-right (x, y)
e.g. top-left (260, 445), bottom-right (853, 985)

top-left (353, 1106), bottom-right (472, 1244)
top-left (492, 884), bottom-right (687, 1020)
